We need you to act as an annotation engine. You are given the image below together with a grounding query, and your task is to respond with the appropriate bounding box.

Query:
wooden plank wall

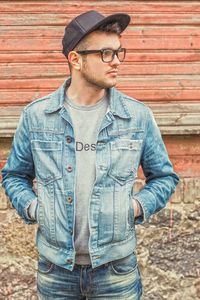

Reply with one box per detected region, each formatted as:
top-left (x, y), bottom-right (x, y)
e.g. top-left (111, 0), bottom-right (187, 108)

top-left (0, 0), bottom-right (200, 178)
top-left (0, 1), bottom-right (200, 106)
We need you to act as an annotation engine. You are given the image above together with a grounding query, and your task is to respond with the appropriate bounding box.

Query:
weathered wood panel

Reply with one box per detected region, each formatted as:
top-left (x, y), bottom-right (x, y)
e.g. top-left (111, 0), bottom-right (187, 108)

top-left (1, 51), bottom-right (200, 64)
top-left (1, 103), bottom-right (200, 136)
top-left (1, 12), bottom-right (200, 26)
top-left (0, 0), bottom-right (200, 108)
top-left (137, 155), bottom-right (200, 179)
top-left (1, 76), bottom-right (200, 89)
top-left (1, 63), bottom-right (200, 79)
top-left (138, 135), bottom-right (200, 178)
top-left (1, 1), bottom-right (200, 14)
top-left (1, 27), bottom-right (200, 37)
top-left (1, 36), bottom-right (200, 51)
top-left (0, 0), bottom-right (200, 178)
top-left (1, 90), bottom-right (200, 106)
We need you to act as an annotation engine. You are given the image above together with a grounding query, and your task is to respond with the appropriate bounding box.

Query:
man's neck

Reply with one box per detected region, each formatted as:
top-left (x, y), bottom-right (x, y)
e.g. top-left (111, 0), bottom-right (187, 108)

top-left (66, 77), bottom-right (105, 106)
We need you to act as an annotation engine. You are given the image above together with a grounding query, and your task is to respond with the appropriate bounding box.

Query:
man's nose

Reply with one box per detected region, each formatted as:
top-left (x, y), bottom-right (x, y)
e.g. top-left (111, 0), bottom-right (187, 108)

top-left (110, 54), bottom-right (121, 66)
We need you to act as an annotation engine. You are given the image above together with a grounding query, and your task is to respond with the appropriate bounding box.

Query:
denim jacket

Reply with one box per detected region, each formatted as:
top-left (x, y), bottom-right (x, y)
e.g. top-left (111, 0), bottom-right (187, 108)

top-left (1, 78), bottom-right (179, 270)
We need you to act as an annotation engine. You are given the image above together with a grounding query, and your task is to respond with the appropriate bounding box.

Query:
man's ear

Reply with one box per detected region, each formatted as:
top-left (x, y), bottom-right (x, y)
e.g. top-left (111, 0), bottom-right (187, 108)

top-left (68, 51), bottom-right (81, 71)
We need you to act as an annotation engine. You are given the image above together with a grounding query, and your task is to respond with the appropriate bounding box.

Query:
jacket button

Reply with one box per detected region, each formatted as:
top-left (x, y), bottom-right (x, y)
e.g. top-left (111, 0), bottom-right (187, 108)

top-left (66, 137), bottom-right (72, 143)
top-left (67, 259), bottom-right (72, 264)
top-left (67, 197), bottom-right (72, 203)
top-left (67, 166), bottom-right (72, 172)
top-left (69, 230), bottom-right (73, 235)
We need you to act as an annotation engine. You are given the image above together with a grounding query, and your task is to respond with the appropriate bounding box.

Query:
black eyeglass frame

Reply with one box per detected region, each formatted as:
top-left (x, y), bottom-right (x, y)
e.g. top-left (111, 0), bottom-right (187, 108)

top-left (76, 48), bottom-right (126, 63)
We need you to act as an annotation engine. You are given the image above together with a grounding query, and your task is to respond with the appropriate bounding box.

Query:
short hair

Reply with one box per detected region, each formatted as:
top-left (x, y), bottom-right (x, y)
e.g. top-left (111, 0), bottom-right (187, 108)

top-left (96, 21), bottom-right (122, 35)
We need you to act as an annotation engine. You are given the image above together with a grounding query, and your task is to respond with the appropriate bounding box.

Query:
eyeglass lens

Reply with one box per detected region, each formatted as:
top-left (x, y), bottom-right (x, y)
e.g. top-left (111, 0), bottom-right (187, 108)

top-left (102, 49), bottom-right (125, 62)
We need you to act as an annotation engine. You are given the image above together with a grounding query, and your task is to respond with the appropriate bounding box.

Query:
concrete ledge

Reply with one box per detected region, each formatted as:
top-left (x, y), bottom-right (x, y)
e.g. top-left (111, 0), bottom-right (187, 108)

top-left (0, 102), bottom-right (200, 136)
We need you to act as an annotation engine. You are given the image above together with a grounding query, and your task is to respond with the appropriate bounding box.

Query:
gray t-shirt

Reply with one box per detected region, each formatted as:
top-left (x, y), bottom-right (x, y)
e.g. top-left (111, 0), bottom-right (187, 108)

top-left (64, 92), bottom-right (109, 265)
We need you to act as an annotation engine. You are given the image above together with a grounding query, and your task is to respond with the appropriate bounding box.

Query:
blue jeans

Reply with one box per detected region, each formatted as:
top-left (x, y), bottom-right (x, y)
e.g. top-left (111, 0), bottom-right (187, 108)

top-left (37, 252), bottom-right (143, 299)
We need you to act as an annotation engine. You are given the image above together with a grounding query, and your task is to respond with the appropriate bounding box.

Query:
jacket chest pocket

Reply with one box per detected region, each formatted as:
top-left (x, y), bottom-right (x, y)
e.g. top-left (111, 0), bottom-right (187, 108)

top-left (108, 139), bottom-right (142, 185)
top-left (31, 140), bottom-right (62, 185)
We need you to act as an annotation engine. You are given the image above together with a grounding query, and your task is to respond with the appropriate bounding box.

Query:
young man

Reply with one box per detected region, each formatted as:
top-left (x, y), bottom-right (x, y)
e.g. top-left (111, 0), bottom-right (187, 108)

top-left (1, 10), bottom-right (179, 299)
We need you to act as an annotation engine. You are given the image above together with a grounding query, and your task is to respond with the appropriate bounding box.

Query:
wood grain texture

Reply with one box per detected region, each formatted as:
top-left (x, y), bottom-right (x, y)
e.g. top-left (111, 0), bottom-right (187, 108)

top-left (1, 63), bottom-right (200, 78)
top-left (0, 1), bottom-right (199, 109)
top-left (1, 1), bottom-right (200, 14)
top-left (0, 2), bottom-right (200, 139)
top-left (1, 102), bottom-right (200, 136)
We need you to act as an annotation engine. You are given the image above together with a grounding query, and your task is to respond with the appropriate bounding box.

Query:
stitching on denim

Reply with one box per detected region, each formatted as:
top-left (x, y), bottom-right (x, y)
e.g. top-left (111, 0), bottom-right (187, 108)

top-left (111, 261), bottom-right (138, 275)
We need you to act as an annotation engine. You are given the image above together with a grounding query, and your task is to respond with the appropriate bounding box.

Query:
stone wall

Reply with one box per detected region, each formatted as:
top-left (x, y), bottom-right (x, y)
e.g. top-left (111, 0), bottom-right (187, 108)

top-left (135, 179), bottom-right (200, 299)
top-left (0, 138), bottom-right (200, 299)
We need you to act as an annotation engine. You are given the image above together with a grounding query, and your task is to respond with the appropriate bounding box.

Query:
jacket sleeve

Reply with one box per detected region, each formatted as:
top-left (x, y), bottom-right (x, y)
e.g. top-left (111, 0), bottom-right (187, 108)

top-left (134, 107), bottom-right (179, 224)
top-left (1, 108), bottom-right (37, 224)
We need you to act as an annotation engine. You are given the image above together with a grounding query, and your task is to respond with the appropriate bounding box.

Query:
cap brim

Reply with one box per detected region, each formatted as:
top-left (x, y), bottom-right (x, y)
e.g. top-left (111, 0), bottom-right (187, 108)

top-left (87, 13), bottom-right (130, 35)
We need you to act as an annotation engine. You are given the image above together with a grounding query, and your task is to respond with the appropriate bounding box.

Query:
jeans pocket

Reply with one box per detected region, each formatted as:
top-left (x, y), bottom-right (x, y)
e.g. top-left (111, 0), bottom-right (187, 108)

top-left (38, 254), bottom-right (54, 274)
top-left (111, 251), bottom-right (138, 275)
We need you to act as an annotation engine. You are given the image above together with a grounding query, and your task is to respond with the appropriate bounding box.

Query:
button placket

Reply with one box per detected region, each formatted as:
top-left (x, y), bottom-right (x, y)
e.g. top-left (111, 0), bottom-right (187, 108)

top-left (67, 166), bottom-right (72, 172)
top-left (66, 137), bottom-right (72, 143)
top-left (67, 196), bottom-right (72, 203)
top-left (67, 259), bottom-right (72, 264)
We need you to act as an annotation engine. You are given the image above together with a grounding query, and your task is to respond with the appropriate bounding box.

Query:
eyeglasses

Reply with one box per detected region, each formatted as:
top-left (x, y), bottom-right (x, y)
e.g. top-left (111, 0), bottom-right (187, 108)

top-left (76, 48), bottom-right (126, 63)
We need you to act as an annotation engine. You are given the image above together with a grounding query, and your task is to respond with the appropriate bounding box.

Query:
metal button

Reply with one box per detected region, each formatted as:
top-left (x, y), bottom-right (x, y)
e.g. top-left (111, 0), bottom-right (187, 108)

top-left (69, 230), bottom-right (73, 235)
top-left (67, 166), bottom-right (72, 172)
top-left (67, 197), bottom-right (72, 203)
top-left (67, 259), bottom-right (72, 264)
top-left (67, 137), bottom-right (72, 143)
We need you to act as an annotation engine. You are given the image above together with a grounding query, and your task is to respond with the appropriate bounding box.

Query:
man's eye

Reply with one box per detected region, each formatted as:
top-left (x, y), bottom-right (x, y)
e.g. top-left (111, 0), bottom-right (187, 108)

top-left (103, 50), bottom-right (113, 57)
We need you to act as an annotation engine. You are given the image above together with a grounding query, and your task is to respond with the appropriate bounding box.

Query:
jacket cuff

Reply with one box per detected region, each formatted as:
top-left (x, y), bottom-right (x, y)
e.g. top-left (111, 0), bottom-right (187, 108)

top-left (25, 197), bottom-right (38, 221)
top-left (19, 190), bottom-right (38, 224)
top-left (133, 189), bottom-right (156, 225)
top-left (134, 199), bottom-right (143, 217)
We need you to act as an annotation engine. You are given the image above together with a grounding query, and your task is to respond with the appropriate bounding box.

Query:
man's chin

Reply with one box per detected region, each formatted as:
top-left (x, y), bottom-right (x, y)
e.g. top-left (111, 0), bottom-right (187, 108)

top-left (104, 79), bottom-right (118, 88)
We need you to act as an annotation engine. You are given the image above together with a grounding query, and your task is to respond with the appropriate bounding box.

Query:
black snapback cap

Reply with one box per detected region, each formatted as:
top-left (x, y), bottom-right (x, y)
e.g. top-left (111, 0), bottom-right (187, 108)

top-left (62, 10), bottom-right (130, 59)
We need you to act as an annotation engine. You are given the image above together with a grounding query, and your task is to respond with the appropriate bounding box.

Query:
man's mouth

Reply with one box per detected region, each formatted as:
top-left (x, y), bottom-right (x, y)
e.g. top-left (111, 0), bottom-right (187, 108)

top-left (107, 69), bottom-right (118, 76)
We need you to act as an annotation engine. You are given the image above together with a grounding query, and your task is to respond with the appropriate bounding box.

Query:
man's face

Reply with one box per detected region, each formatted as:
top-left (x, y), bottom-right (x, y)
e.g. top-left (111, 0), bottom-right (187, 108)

top-left (78, 31), bottom-right (122, 89)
